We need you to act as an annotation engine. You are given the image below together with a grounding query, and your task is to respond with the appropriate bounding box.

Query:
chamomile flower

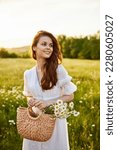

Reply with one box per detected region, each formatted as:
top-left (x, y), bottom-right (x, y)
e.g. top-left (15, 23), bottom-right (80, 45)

top-left (63, 102), bottom-right (68, 108)
top-left (54, 104), bottom-right (59, 110)
top-left (73, 110), bottom-right (80, 117)
top-left (69, 102), bottom-right (74, 109)
top-left (57, 99), bottom-right (63, 106)
top-left (44, 99), bottom-right (80, 119)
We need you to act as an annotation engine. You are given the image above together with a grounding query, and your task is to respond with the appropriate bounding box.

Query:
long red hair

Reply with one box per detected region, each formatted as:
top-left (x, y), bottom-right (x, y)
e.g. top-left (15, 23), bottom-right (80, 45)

top-left (31, 30), bottom-right (62, 90)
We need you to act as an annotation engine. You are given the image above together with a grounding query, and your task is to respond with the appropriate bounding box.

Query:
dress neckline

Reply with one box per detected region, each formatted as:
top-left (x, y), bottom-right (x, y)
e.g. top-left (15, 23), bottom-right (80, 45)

top-left (35, 66), bottom-right (41, 85)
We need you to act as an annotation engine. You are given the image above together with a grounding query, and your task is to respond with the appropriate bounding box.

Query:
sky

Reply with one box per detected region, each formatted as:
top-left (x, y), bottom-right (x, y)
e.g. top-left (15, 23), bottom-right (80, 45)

top-left (0, 0), bottom-right (99, 48)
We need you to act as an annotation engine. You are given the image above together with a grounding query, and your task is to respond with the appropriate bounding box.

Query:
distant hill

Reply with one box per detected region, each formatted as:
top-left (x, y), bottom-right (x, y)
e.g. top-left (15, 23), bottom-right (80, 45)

top-left (6, 45), bottom-right (30, 54)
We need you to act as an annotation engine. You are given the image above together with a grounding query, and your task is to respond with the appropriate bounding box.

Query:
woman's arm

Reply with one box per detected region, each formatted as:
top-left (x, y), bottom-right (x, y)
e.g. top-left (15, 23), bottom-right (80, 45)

top-left (46, 93), bottom-right (74, 106)
top-left (26, 96), bottom-right (38, 107)
top-left (26, 93), bottom-right (74, 110)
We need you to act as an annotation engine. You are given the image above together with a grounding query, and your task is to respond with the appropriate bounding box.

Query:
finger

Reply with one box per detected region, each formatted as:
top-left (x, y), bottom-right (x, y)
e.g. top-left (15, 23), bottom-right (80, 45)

top-left (27, 102), bottom-right (31, 106)
top-left (38, 105), bottom-right (45, 110)
top-left (34, 101), bottom-right (42, 107)
top-left (28, 100), bottom-right (33, 104)
top-left (40, 103), bottom-right (46, 110)
top-left (28, 101), bottom-right (33, 107)
top-left (28, 99), bottom-right (36, 106)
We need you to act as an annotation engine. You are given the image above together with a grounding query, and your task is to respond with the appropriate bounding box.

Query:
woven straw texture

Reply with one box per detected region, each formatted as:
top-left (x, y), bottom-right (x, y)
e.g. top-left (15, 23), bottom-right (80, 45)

top-left (17, 107), bottom-right (56, 142)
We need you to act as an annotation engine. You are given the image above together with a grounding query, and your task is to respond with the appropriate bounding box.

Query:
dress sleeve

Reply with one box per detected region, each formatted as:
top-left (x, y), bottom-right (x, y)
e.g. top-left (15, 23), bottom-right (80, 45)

top-left (23, 70), bottom-right (32, 97)
top-left (57, 64), bottom-right (77, 95)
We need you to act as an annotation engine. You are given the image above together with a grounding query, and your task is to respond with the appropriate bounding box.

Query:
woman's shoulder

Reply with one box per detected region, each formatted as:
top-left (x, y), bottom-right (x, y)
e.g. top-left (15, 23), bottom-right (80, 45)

top-left (24, 66), bottom-right (36, 76)
top-left (57, 64), bottom-right (66, 71)
top-left (57, 64), bottom-right (68, 75)
top-left (57, 64), bottom-right (73, 87)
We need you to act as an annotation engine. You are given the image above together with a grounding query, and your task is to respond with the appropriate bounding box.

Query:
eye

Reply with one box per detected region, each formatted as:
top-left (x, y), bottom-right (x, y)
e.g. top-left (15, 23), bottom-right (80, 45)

top-left (49, 43), bottom-right (53, 48)
top-left (41, 42), bottom-right (47, 46)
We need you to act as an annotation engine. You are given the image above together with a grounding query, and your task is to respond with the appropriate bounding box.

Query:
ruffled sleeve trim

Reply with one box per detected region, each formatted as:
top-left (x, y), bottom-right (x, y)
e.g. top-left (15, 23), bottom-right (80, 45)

top-left (62, 82), bottom-right (77, 95)
top-left (57, 64), bottom-right (77, 95)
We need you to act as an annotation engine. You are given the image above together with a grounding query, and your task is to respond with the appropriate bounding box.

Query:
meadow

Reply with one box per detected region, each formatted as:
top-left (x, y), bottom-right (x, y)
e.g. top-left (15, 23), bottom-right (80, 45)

top-left (0, 58), bottom-right (100, 150)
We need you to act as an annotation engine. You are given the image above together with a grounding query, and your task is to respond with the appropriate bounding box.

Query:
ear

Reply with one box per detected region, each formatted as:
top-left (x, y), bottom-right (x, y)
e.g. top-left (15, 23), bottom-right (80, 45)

top-left (33, 46), bottom-right (37, 51)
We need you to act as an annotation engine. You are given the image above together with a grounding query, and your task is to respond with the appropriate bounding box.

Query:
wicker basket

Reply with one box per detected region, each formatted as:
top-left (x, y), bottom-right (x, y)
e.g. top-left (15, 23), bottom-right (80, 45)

top-left (17, 107), bottom-right (56, 142)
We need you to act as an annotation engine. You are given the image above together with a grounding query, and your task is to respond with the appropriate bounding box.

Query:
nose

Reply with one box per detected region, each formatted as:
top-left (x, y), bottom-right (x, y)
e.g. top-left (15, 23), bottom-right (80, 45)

top-left (46, 45), bottom-right (51, 49)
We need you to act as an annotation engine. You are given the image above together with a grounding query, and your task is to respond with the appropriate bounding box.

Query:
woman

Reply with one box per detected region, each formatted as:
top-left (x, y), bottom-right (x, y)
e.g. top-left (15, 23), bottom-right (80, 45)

top-left (22, 30), bottom-right (77, 150)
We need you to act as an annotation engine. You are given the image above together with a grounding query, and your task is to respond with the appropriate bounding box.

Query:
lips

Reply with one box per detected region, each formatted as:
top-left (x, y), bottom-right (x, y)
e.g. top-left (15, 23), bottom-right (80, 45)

top-left (44, 51), bottom-right (51, 54)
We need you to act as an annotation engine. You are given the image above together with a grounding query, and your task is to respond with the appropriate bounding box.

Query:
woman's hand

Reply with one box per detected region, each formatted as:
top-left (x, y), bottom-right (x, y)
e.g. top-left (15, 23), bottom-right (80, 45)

top-left (27, 98), bottom-right (48, 110)
top-left (27, 96), bottom-right (49, 111)
top-left (27, 98), bottom-right (37, 107)
top-left (34, 100), bottom-right (48, 110)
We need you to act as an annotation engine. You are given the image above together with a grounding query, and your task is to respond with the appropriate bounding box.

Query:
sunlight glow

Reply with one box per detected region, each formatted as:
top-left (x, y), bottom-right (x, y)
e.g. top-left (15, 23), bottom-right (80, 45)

top-left (0, 0), bottom-right (99, 48)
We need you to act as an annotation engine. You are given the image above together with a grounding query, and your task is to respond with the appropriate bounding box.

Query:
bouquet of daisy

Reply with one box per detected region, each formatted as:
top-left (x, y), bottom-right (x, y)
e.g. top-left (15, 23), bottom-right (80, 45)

top-left (44, 100), bottom-right (80, 119)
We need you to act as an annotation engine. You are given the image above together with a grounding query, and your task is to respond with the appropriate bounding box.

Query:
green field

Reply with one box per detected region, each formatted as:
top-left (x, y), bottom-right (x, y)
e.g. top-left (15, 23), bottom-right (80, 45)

top-left (0, 58), bottom-right (100, 150)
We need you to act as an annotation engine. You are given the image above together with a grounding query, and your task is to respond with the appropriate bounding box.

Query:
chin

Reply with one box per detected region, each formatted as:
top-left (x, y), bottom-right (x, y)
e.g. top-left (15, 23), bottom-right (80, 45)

top-left (44, 54), bottom-right (52, 58)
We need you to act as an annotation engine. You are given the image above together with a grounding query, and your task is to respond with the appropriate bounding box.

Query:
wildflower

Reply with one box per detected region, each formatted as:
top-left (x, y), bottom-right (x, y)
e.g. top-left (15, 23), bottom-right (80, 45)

top-left (79, 100), bottom-right (83, 103)
top-left (91, 106), bottom-right (95, 109)
top-left (54, 109), bottom-right (59, 115)
top-left (16, 95), bottom-right (22, 99)
top-left (73, 110), bottom-right (80, 117)
top-left (57, 99), bottom-right (63, 106)
top-left (68, 123), bottom-right (71, 126)
top-left (76, 80), bottom-right (80, 85)
top-left (8, 120), bottom-right (15, 125)
top-left (0, 89), bottom-right (5, 94)
top-left (54, 104), bottom-right (59, 110)
top-left (89, 134), bottom-right (92, 137)
top-left (69, 102), bottom-right (74, 109)
top-left (62, 105), bottom-right (66, 111)
top-left (64, 103), bottom-right (67, 108)
top-left (2, 104), bottom-right (5, 107)
top-left (45, 100), bottom-right (79, 119)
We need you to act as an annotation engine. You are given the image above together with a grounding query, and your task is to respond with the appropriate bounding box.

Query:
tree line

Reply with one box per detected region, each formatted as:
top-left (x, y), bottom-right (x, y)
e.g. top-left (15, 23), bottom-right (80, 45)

top-left (0, 48), bottom-right (30, 58)
top-left (0, 31), bottom-right (100, 59)
top-left (57, 31), bottom-right (100, 59)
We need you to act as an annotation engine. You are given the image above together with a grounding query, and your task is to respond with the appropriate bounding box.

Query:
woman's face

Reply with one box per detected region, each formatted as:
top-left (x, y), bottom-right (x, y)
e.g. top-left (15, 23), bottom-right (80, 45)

top-left (34, 35), bottom-right (53, 60)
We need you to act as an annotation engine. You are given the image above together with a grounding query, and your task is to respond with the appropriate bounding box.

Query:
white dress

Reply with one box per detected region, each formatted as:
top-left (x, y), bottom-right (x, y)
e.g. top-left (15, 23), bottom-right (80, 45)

top-left (22, 64), bottom-right (77, 150)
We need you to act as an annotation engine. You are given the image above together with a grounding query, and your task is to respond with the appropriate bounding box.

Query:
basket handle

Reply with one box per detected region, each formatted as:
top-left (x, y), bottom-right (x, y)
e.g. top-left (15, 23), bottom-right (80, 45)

top-left (27, 107), bottom-right (43, 120)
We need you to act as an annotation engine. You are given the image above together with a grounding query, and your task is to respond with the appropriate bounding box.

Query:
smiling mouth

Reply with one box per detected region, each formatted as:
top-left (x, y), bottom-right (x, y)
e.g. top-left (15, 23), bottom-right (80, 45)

top-left (44, 51), bottom-right (51, 54)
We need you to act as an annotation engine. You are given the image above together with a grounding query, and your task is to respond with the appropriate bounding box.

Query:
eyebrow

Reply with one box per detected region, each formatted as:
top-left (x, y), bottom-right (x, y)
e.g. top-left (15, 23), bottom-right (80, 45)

top-left (41, 41), bottom-right (53, 44)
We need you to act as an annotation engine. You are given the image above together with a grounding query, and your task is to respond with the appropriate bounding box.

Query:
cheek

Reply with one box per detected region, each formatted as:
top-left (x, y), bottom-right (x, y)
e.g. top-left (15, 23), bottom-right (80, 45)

top-left (36, 50), bottom-right (43, 56)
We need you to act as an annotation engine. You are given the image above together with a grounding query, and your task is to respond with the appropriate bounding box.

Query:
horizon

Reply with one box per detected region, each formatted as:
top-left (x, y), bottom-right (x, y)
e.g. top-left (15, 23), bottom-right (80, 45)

top-left (0, 31), bottom-right (100, 49)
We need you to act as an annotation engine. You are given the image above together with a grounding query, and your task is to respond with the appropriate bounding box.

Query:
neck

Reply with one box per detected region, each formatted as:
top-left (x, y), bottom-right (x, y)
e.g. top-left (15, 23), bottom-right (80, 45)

top-left (36, 58), bottom-right (45, 70)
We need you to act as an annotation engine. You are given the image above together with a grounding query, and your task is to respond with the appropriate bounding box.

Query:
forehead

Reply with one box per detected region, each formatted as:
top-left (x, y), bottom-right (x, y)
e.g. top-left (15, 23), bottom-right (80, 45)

top-left (39, 35), bottom-right (53, 43)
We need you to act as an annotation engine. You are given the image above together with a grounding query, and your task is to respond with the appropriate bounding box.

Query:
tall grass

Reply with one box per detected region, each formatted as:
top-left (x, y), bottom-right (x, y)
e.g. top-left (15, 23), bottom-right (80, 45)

top-left (0, 58), bottom-right (100, 150)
